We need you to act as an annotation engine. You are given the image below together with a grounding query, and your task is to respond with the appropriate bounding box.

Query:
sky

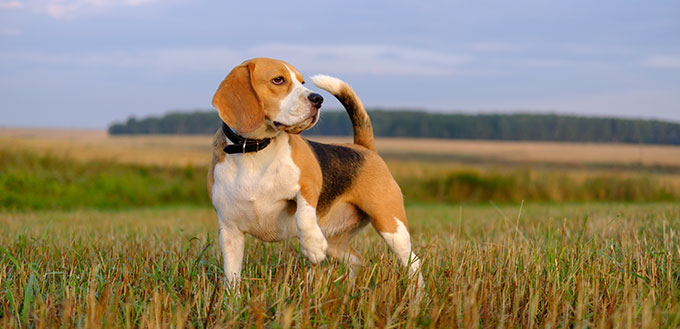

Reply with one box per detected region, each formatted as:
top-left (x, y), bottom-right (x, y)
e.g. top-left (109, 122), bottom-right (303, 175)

top-left (1, 0), bottom-right (679, 128)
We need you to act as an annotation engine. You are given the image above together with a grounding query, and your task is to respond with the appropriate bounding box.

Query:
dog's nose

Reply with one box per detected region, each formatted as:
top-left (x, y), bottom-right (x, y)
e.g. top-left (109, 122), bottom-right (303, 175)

top-left (308, 93), bottom-right (323, 108)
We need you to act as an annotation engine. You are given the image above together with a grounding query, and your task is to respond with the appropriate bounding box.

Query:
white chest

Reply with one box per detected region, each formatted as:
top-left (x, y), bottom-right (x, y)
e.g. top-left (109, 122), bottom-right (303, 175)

top-left (211, 136), bottom-right (301, 241)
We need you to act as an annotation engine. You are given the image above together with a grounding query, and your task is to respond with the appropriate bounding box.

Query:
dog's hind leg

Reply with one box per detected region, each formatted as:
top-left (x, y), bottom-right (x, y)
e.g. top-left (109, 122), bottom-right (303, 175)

top-left (353, 177), bottom-right (424, 289)
top-left (373, 215), bottom-right (422, 278)
top-left (371, 212), bottom-right (426, 304)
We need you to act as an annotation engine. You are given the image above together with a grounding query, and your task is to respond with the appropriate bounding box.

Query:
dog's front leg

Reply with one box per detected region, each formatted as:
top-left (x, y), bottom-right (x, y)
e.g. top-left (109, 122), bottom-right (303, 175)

top-left (295, 194), bottom-right (328, 264)
top-left (218, 220), bottom-right (245, 289)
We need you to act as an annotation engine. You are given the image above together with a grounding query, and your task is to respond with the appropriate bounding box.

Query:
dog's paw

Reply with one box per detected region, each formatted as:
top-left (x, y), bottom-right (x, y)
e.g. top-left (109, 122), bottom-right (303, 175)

top-left (299, 228), bottom-right (328, 264)
top-left (223, 273), bottom-right (241, 295)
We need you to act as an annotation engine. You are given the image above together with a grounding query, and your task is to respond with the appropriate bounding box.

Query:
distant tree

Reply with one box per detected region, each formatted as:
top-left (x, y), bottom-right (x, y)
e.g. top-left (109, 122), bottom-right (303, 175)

top-left (108, 110), bottom-right (680, 145)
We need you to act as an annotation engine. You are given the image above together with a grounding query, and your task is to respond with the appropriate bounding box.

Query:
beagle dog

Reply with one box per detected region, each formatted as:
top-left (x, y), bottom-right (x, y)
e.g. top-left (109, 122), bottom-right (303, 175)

top-left (208, 57), bottom-right (422, 289)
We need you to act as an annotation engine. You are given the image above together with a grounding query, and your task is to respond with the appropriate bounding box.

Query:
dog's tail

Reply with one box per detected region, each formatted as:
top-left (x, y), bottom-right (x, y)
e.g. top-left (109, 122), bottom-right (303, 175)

top-left (311, 75), bottom-right (375, 151)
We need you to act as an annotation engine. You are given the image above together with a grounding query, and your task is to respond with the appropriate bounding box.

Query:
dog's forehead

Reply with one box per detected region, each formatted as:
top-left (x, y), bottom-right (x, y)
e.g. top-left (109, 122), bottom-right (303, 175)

top-left (285, 64), bottom-right (305, 84)
top-left (252, 58), bottom-right (304, 83)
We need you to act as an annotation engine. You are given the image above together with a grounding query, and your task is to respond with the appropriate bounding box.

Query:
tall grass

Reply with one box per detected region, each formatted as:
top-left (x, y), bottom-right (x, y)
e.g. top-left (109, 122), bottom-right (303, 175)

top-left (0, 150), bottom-right (207, 210)
top-left (4, 150), bottom-right (677, 211)
top-left (1, 203), bottom-right (678, 328)
top-left (399, 168), bottom-right (678, 203)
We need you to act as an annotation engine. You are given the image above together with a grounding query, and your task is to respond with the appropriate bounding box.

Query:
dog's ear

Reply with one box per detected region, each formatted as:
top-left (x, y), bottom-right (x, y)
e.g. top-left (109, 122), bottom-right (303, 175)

top-left (212, 61), bottom-right (264, 134)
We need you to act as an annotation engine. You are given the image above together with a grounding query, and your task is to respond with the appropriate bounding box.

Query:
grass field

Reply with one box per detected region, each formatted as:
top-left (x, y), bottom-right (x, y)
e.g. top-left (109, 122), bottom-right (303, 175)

top-left (2, 128), bottom-right (680, 208)
top-left (3, 128), bottom-right (680, 169)
top-left (1, 128), bottom-right (680, 328)
top-left (1, 203), bottom-right (678, 328)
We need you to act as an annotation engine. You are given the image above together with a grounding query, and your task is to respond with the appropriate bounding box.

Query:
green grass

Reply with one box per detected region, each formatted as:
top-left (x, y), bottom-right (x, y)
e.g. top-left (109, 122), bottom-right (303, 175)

top-left (1, 150), bottom-right (678, 211)
top-left (0, 150), bottom-right (207, 210)
top-left (1, 203), bottom-right (679, 328)
top-left (399, 168), bottom-right (678, 203)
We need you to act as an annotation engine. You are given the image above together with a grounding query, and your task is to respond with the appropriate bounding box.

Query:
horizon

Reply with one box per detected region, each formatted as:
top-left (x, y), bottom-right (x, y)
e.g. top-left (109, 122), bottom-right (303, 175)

top-left (109, 108), bottom-right (680, 127)
top-left (4, 107), bottom-right (680, 131)
top-left (1, 0), bottom-right (679, 128)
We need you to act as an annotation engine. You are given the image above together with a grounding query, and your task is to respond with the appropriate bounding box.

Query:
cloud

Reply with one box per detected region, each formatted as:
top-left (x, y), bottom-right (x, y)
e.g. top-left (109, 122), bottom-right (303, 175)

top-left (0, 1), bottom-right (22, 9)
top-left (643, 55), bottom-right (680, 69)
top-left (30, 0), bottom-right (157, 19)
top-left (1, 44), bottom-right (469, 77)
top-left (252, 44), bottom-right (469, 76)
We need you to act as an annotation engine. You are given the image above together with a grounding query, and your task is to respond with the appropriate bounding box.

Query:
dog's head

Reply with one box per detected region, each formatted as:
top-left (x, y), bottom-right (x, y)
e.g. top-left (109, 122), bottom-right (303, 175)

top-left (212, 57), bottom-right (323, 137)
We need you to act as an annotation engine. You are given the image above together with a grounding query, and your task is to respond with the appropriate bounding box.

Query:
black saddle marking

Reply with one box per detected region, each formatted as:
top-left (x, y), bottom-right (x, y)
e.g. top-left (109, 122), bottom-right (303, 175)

top-left (306, 140), bottom-right (365, 215)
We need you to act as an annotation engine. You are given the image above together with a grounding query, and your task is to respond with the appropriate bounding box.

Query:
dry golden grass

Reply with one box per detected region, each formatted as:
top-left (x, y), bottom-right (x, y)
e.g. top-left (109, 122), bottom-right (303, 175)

top-left (3, 128), bottom-right (680, 169)
top-left (1, 203), bottom-right (678, 328)
top-left (0, 128), bottom-right (211, 167)
top-left (373, 138), bottom-right (680, 167)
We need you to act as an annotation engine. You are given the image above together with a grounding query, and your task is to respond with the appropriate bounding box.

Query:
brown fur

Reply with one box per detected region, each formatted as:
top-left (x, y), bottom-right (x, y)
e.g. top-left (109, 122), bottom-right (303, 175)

top-left (249, 59), bottom-right (299, 115)
top-left (348, 149), bottom-right (406, 233)
top-left (212, 61), bottom-right (264, 134)
top-left (289, 134), bottom-right (323, 206)
top-left (212, 57), bottom-right (305, 137)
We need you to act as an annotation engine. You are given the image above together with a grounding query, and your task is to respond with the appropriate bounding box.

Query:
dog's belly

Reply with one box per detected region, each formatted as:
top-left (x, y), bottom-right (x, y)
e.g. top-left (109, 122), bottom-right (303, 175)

top-left (319, 202), bottom-right (367, 238)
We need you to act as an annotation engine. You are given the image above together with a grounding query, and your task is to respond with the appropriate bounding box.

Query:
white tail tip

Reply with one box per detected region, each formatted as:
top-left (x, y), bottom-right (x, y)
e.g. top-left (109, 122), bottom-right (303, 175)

top-left (310, 74), bottom-right (345, 95)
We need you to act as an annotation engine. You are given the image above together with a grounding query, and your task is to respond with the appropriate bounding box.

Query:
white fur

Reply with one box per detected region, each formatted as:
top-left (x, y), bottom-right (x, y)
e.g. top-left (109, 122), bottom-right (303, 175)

top-left (218, 219), bottom-right (244, 289)
top-left (212, 135), bottom-right (300, 242)
top-left (212, 134), bottom-right (328, 282)
top-left (295, 196), bottom-right (328, 264)
top-left (273, 65), bottom-right (317, 127)
top-left (310, 74), bottom-right (345, 94)
top-left (379, 218), bottom-right (424, 287)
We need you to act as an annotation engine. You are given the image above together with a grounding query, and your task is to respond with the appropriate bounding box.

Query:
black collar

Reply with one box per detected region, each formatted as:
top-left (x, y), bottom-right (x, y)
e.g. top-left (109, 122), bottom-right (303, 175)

top-left (221, 122), bottom-right (272, 154)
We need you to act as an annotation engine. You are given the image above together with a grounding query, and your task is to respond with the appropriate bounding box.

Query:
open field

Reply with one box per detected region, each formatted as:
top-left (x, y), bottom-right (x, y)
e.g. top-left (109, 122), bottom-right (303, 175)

top-left (1, 203), bottom-right (679, 328)
top-left (2, 145), bottom-right (678, 210)
top-left (3, 128), bottom-right (680, 199)
top-left (1, 128), bottom-right (679, 327)
top-left (3, 128), bottom-right (680, 170)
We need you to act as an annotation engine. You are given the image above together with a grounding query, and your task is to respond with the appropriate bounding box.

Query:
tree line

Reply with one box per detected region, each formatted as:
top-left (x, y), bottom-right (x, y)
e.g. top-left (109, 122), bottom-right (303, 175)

top-left (108, 110), bottom-right (680, 145)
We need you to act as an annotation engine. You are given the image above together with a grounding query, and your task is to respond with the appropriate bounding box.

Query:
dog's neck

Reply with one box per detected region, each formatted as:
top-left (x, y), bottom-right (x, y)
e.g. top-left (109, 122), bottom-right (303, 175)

top-left (221, 122), bottom-right (274, 154)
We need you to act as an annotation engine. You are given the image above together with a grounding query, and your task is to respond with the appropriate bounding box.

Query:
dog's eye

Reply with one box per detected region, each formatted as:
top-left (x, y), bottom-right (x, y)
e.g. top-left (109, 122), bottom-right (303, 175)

top-left (272, 77), bottom-right (286, 85)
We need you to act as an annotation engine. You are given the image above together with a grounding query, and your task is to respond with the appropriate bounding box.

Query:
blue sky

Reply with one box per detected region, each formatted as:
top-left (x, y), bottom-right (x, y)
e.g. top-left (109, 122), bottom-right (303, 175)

top-left (1, 0), bottom-right (679, 128)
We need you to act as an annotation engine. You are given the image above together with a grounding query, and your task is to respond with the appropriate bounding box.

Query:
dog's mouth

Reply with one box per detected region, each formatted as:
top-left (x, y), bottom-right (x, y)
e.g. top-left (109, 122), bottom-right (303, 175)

top-left (273, 113), bottom-right (319, 134)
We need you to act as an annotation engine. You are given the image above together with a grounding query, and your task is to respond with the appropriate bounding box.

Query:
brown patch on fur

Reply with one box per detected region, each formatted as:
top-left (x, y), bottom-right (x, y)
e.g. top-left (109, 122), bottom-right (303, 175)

top-left (249, 59), bottom-right (295, 119)
top-left (346, 148), bottom-right (407, 234)
top-left (207, 128), bottom-right (227, 202)
top-left (212, 61), bottom-right (263, 134)
top-left (212, 58), bottom-right (303, 136)
top-left (288, 134), bottom-right (322, 207)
